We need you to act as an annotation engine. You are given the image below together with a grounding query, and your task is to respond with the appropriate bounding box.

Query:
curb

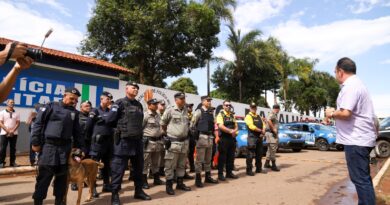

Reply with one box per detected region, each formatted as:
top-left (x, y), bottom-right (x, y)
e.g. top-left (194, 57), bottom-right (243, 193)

top-left (373, 157), bottom-right (390, 188)
top-left (0, 166), bottom-right (37, 175)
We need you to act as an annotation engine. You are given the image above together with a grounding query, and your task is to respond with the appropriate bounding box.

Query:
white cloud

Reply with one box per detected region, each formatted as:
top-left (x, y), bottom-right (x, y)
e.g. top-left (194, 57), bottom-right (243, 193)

top-left (86, 2), bottom-right (95, 18)
top-left (234, 0), bottom-right (290, 33)
top-left (213, 48), bottom-right (235, 62)
top-left (290, 10), bottom-right (306, 19)
top-left (372, 94), bottom-right (390, 117)
top-left (0, 1), bottom-right (84, 53)
top-left (380, 59), bottom-right (390, 64)
top-left (270, 16), bottom-right (390, 63)
top-left (349, 0), bottom-right (390, 14)
top-left (29, 0), bottom-right (71, 17)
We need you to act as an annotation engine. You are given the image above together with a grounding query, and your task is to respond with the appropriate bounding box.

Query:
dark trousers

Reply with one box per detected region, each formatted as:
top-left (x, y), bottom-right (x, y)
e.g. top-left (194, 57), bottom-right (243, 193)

top-left (344, 145), bottom-right (375, 205)
top-left (246, 140), bottom-right (263, 170)
top-left (217, 135), bottom-right (235, 174)
top-left (111, 152), bottom-right (144, 192)
top-left (32, 164), bottom-right (68, 200)
top-left (90, 138), bottom-right (113, 185)
top-left (188, 136), bottom-right (196, 170)
top-left (0, 135), bottom-right (17, 164)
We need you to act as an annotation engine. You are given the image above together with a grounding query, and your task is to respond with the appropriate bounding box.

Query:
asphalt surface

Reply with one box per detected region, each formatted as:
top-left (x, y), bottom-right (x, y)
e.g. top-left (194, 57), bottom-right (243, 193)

top-left (0, 149), bottom-right (352, 205)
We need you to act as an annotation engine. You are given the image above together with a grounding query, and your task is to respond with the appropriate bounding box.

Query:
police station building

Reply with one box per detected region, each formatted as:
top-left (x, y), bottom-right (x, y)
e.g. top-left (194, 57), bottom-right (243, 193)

top-left (0, 37), bottom-right (313, 153)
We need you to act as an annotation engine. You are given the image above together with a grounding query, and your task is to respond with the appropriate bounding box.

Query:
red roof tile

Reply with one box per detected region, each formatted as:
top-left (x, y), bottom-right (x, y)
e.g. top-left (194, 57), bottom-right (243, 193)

top-left (0, 37), bottom-right (133, 74)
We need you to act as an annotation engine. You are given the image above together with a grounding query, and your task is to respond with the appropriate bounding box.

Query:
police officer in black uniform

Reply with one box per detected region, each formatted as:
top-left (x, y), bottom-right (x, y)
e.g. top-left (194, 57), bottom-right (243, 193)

top-left (104, 82), bottom-right (151, 205)
top-left (31, 87), bottom-right (84, 205)
top-left (86, 91), bottom-right (114, 196)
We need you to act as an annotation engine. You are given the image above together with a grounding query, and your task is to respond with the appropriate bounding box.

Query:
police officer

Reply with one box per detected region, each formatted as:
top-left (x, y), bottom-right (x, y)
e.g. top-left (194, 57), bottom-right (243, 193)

top-left (104, 82), bottom-right (151, 205)
top-left (86, 91), bottom-right (115, 195)
top-left (142, 98), bottom-right (165, 189)
top-left (187, 103), bottom-right (196, 173)
top-left (161, 92), bottom-right (191, 195)
top-left (157, 100), bottom-right (166, 176)
top-left (244, 103), bottom-right (267, 176)
top-left (71, 100), bottom-right (93, 192)
top-left (216, 100), bottom-right (239, 181)
top-left (190, 96), bottom-right (218, 187)
top-left (31, 87), bottom-right (84, 205)
top-left (264, 104), bottom-right (281, 172)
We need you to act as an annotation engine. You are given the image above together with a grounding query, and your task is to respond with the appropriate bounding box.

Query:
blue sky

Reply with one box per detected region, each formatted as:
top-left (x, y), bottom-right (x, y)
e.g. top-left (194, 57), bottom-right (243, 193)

top-left (0, 0), bottom-right (389, 117)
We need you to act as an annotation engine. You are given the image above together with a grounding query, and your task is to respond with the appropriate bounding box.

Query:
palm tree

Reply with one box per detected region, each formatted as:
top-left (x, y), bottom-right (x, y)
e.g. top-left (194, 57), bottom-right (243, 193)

top-left (203, 0), bottom-right (237, 24)
top-left (225, 24), bottom-right (262, 102)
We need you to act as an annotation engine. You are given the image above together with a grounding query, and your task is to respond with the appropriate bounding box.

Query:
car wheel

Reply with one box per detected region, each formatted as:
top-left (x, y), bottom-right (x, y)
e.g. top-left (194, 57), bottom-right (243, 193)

top-left (316, 138), bottom-right (330, 151)
top-left (375, 140), bottom-right (390, 158)
top-left (336, 144), bottom-right (344, 151)
top-left (292, 148), bottom-right (301, 152)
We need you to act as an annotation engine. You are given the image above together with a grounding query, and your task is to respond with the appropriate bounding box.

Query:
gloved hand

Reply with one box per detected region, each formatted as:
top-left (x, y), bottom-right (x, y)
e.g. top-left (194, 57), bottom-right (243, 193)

top-left (164, 138), bottom-right (171, 150)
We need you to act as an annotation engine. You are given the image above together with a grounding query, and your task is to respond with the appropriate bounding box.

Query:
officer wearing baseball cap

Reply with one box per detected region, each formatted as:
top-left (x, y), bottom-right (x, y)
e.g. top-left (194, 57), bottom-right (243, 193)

top-left (31, 87), bottom-right (84, 204)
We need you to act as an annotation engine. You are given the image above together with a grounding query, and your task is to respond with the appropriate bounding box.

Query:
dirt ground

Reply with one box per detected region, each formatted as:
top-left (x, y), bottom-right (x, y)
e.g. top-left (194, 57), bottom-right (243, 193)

top-left (376, 160), bottom-right (390, 205)
top-left (0, 149), bottom-right (354, 205)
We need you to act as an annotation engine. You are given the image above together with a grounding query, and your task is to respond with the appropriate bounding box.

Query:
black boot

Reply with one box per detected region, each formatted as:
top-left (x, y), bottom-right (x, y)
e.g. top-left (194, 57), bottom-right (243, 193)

top-left (205, 172), bottom-right (218, 184)
top-left (264, 160), bottom-right (271, 169)
top-left (195, 173), bottom-right (203, 188)
top-left (134, 187), bottom-right (152, 200)
top-left (102, 184), bottom-right (112, 192)
top-left (183, 171), bottom-right (194, 180)
top-left (256, 162), bottom-right (267, 174)
top-left (166, 179), bottom-right (175, 195)
top-left (159, 167), bottom-right (165, 176)
top-left (111, 191), bottom-right (120, 205)
top-left (246, 168), bottom-right (255, 176)
top-left (218, 172), bottom-right (226, 181)
top-left (176, 177), bottom-right (191, 191)
top-left (34, 199), bottom-right (43, 205)
top-left (54, 198), bottom-right (65, 205)
top-left (271, 160), bottom-right (280, 172)
top-left (226, 172), bottom-right (239, 179)
top-left (142, 174), bottom-right (150, 189)
top-left (71, 183), bottom-right (78, 191)
top-left (92, 185), bottom-right (100, 198)
top-left (153, 173), bottom-right (165, 185)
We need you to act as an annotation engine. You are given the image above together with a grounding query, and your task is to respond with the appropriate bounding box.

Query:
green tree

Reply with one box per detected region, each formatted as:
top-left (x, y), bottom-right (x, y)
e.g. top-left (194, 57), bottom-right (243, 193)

top-left (203, 0), bottom-right (237, 24)
top-left (169, 77), bottom-right (199, 94)
top-left (81, 0), bottom-right (220, 87)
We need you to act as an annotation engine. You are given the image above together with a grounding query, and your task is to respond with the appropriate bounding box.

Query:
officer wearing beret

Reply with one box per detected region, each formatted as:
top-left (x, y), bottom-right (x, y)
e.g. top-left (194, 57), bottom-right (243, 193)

top-left (161, 92), bottom-right (191, 195)
top-left (186, 103), bottom-right (196, 174)
top-left (31, 87), bottom-right (85, 205)
top-left (86, 91), bottom-right (115, 196)
top-left (244, 103), bottom-right (267, 176)
top-left (103, 82), bottom-right (151, 205)
top-left (157, 100), bottom-right (167, 176)
top-left (190, 96), bottom-right (218, 187)
top-left (142, 98), bottom-right (165, 189)
top-left (264, 104), bottom-right (281, 171)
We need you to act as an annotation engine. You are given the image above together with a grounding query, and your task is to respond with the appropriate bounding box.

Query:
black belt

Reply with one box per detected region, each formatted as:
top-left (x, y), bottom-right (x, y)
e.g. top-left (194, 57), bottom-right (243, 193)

top-left (45, 138), bottom-right (71, 146)
top-left (168, 137), bottom-right (187, 142)
top-left (200, 131), bottom-right (213, 135)
top-left (145, 136), bottom-right (163, 141)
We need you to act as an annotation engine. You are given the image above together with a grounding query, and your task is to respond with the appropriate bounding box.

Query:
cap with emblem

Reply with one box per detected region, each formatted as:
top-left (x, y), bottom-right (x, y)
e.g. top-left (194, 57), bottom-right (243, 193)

top-left (147, 98), bottom-right (159, 104)
top-left (65, 87), bottom-right (81, 97)
top-left (201, 96), bottom-right (212, 101)
top-left (249, 102), bottom-right (257, 108)
top-left (159, 100), bottom-right (166, 105)
top-left (126, 81), bottom-right (139, 89)
top-left (82, 100), bottom-right (92, 106)
top-left (174, 92), bottom-right (185, 99)
top-left (101, 91), bottom-right (113, 100)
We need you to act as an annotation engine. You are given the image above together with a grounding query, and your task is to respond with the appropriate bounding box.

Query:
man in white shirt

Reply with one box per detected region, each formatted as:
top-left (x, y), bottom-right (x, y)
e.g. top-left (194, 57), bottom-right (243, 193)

top-left (0, 99), bottom-right (20, 168)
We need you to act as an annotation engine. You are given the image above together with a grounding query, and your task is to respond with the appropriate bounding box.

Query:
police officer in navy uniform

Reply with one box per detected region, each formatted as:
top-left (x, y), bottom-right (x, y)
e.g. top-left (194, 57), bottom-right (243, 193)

top-left (86, 91), bottom-right (115, 196)
top-left (31, 87), bottom-right (84, 205)
top-left (104, 82), bottom-right (151, 205)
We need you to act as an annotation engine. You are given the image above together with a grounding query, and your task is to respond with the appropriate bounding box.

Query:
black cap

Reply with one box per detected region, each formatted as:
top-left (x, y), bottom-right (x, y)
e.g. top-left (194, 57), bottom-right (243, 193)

top-left (81, 100), bottom-right (92, 106)
top-left (201, 96), bottom-right (212, 101)
top-left (101, 91), bottom-right (113, 100)
top-left (159, 100), bottom-right (166, 105)
top-left (273, 104), bottom-right (280, 109)
top-left (174, 92), bottom-right (185, 99)
top-left (186, 103), bottom-right (194, 107)
top-left (147, 98), bottom-right (159, 104)
top-left (126, 81), bottom-right (139, 89)
top-left (249, 102), bottom-right (257, 108)
top-left (65, 87), bottom-right (81, 97)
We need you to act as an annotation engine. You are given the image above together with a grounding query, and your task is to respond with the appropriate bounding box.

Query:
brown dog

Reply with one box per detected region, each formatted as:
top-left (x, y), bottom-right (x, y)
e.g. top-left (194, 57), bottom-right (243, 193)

top-left (64, 149), bottom-right (104, 205)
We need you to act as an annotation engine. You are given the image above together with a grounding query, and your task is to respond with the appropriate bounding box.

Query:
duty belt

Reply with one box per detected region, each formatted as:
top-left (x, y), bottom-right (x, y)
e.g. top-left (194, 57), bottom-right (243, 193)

top-left (145, 136), bottom-right (163, 141)
top-left (168, 137), bottom-right (187, 142)
top-left (45, 138), bottom-right (71, 146)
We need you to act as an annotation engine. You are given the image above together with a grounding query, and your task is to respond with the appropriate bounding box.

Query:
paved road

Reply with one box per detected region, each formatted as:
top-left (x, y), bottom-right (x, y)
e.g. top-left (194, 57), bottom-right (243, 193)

top-left (0, 149), bottom-right (350, 205)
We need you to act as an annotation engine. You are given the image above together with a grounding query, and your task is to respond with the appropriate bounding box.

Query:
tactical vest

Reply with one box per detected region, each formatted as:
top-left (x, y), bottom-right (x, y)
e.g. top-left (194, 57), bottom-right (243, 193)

top-left (44, 102), bottom-right (76, 141)
top-left (92, 107), bottom-right (114, 136)
top-left (220, 111), bottom-right (235, 137)
top-left (79, 112), bottom-right (89, 138)
top-left (247, 113), bottom-right (263, 137)
top-left (117, 98), bottom-right (144, 139)
top-left (197, 108), bottom-right (214, 132)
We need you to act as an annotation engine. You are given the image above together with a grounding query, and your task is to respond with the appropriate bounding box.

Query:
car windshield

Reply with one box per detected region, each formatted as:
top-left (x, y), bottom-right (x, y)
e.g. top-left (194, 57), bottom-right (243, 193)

top-left (380, 117), bottom-right (390, 130)
top-left (237, 122), bottom-right (247, 130)
top-left (314, 124), bottom-right (333, 131)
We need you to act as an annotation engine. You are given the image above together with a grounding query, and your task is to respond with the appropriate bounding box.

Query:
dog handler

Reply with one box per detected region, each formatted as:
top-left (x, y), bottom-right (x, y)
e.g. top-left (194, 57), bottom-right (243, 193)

top-left (31, 87), bottom-right (85, 205)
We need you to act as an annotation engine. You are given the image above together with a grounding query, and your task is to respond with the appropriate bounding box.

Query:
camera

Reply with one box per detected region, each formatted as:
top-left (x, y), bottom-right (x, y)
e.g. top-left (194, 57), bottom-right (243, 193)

top-left (25, 48), bottom-right (43, 61)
